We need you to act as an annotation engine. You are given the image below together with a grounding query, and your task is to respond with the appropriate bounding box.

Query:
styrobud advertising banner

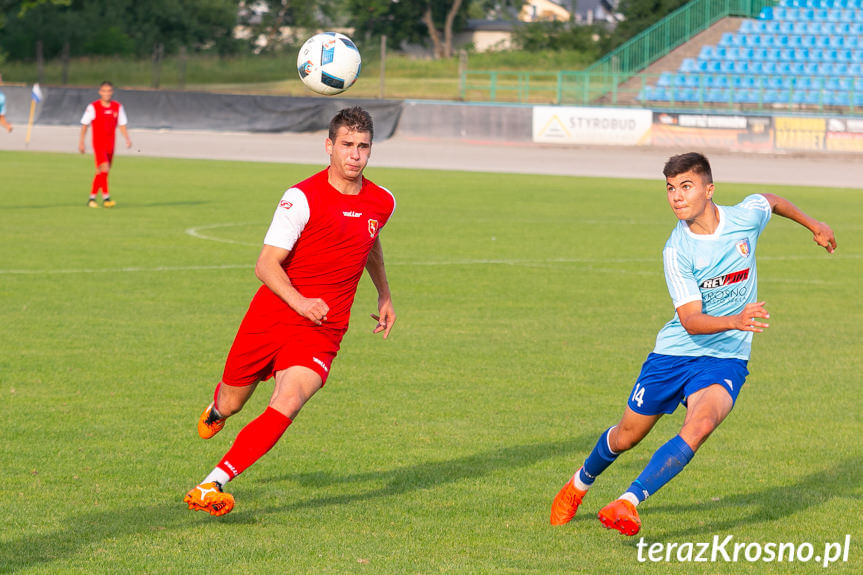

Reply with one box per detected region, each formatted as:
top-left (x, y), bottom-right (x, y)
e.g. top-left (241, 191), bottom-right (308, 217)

top-left (651, 112), bottom-right (773, 152)
top-left (533, 106), bottom-right (652, 145)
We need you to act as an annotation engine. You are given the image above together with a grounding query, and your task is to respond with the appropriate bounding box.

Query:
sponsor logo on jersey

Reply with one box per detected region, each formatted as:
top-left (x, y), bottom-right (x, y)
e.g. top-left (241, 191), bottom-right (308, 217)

top-left (367, 219), bottom-right (379, 238)
top-left (312, 357), bottom-right (329, 373)
top-left (343, 211), bottom-right (362, 217)
top-left (700, 268), bottom-right (750, 289)
top-left (736, 238), bottom-right (751, 257)
top-left (279, 200), bottom-right (293, 210)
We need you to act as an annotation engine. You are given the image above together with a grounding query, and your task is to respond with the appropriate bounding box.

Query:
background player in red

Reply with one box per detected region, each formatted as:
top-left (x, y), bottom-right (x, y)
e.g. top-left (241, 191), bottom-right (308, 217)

top-left (78, 81), bottom-right (131, 208)
top-left (184, 106), bottom-right (397, 516)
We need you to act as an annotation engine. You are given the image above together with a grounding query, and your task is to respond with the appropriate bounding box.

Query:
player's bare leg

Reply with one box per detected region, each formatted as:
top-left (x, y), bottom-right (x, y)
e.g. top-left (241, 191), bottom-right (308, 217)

top-left (551, 408), bottom-right (660, 525)
top-left (599, 385), bottom-right (733, 535)
top-left (679, 384), bottom-right (734, 451)
top-left (197, 380), bottom-right (258, 439)
top-left (186, 367), bottom-right (322, 516)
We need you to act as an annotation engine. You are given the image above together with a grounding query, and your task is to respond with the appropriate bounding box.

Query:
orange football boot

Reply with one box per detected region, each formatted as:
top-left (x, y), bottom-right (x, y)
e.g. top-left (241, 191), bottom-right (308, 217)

top-left (184, 482), bottom-right (235, 516)
top-left (550, 475), bottom-right (588, 525)
top-left (597, 499), bottom-right (641, 536)
top-left (197, 402), bottom-right (226, 439)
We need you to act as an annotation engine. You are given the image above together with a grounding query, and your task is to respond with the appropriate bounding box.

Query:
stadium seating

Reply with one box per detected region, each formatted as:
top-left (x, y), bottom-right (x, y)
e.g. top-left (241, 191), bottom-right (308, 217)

top-left (639, 0), bottom-right (863, 108)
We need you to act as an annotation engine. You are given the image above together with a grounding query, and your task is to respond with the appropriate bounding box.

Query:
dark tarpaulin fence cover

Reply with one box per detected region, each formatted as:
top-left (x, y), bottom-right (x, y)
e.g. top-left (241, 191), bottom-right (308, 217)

top-left (15, 86), bottom-right (402, 139)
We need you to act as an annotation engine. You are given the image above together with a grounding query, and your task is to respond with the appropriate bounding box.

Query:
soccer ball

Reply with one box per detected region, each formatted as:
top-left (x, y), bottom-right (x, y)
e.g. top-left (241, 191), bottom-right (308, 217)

top-left (297, 32), bottom-right (362, 96)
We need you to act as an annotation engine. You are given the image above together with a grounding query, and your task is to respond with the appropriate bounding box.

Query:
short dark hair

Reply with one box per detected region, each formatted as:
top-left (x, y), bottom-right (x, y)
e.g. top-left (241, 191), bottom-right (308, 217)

top-left (329, 106), bottom-right (373, 142)
top-left (100, 81), bottom-right (113, 88)
top-left (663, 152), bottom-right (713, 184)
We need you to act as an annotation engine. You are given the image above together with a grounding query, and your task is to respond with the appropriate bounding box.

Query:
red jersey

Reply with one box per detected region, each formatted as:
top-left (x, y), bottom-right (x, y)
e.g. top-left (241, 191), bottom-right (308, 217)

top-left (253, 169), bottom-right (396, 333)
top-left (80, 100), bottom-right (127, 152)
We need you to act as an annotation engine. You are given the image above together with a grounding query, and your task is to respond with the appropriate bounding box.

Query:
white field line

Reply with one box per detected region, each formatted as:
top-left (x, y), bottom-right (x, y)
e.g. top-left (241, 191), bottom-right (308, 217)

top-left (1, 222), bottom-right (852, 276)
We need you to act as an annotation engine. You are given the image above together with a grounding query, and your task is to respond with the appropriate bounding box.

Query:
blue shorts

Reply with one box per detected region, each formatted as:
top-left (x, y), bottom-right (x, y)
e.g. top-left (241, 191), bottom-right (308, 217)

top-left (627, 353), bottom-right (749, 416)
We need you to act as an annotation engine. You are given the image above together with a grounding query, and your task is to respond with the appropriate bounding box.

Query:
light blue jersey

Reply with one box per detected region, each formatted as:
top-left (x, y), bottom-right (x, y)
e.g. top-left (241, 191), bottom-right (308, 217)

top-left (0, 92), bottom-right (6, 116)
top-left (654, 194), bottom-right (772, 360)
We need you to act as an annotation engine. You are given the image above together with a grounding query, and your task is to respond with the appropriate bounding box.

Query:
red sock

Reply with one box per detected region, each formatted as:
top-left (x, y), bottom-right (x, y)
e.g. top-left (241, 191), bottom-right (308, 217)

top-left (100, 172), bottom-right (110, 199)
top-left (217, 407), bottom-right (292, 479)
top-left (90, 173), bottom-right (102, 197)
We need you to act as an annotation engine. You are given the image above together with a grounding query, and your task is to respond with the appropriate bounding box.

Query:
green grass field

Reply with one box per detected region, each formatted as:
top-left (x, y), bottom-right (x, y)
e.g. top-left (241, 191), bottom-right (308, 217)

top-left (1, 151), bottom-right (861, 574)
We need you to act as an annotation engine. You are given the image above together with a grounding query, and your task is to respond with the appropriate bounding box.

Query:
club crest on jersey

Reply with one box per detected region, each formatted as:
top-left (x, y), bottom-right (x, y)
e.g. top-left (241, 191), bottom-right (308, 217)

top-left (367, 219), bottom-right (379, 238)
top-left (279, 200), bottom-right (293, 210)
top-left (736, 238), bottom-right (751, 257)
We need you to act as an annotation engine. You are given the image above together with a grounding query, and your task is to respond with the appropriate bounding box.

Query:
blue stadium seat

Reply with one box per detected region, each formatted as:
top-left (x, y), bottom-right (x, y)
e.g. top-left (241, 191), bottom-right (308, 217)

top-left (849, 62), bottom-right (862, 74)
top-left (675, 88), bottom-right (697, 101)
top-left (790, 61), bottom-right (807, 74)
top-left (766, 76), bottom-right (786, 89)
top-left (802, 61), bottom-right (820, 74)
top-left (700, 46), bottom-right (716, 59)
top-left (740, 20), bottom-right (756, 33)
top-left (761, 7), bottom-right (775, 19)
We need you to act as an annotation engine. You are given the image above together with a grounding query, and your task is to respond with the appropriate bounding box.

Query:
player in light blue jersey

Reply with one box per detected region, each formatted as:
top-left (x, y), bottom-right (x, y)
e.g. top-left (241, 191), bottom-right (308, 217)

top-left (550, 152), bottom-right (836, 535)
top-left (0, 73), bottom-right (13, 133)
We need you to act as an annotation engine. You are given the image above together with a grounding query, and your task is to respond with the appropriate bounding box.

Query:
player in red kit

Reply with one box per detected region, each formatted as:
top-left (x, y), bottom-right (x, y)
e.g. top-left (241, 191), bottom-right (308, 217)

top-left (184, 107), bottom-right (397, 516)
top-left (78, 81), bottom-right (131, 208)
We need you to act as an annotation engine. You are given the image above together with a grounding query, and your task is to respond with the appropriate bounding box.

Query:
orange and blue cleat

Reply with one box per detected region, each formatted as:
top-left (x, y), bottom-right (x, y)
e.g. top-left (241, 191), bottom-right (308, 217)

top-left (598, 499), bottom-right (641, 536)
top-left (550, 475), bottom-right (588, 525)
top-left (197, 402), bottom-right (226, 439)
top-left (184, 482), bottom-right (235, 516)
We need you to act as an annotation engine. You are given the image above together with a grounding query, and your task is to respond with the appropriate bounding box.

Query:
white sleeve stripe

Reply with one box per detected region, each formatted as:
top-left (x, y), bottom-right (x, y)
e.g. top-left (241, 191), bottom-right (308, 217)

top-left (664, 247), bottom-right (690, 303)
top-left (674, 294), bottom-right (703, 308)
top-left (117, 104), bottom-right (128, 126)
top-left (741, 195), bottom-right (771, 212)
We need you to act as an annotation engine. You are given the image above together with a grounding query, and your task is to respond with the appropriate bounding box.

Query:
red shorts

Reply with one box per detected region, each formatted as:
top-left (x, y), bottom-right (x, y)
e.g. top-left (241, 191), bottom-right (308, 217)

top-left (94, 149), bottom-right (114, 167)
top-left (221, 310), bottom-right (343, 387)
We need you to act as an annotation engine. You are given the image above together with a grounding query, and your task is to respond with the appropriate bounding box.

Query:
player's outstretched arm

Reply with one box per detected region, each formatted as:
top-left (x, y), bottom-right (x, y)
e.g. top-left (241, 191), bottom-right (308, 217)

top-left (760, 193), bottom-right (837, 253)
top-left (677, 300), bottom-right (770, 335)
top-left (78, 124), bottom-right (88, 154)
top-left (365, 237), bottom-right (396, 339)
top-left (255, 244), bottom-right (329, 325)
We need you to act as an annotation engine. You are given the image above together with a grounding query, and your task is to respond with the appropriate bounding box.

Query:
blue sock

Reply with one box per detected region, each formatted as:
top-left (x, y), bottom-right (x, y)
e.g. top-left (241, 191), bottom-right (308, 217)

top-left (625, 435), bottom-right (695, 503)
top-left (577, 427), bottom-right (619, 486)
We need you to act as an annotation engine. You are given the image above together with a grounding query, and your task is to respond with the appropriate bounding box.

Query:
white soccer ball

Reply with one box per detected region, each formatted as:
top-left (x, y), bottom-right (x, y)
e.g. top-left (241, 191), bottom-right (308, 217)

top-left (297, 32), bottom-right (362, 96)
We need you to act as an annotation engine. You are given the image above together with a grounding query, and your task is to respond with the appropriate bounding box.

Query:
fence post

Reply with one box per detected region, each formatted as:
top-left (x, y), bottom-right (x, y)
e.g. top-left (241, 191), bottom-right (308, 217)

top-left (152, 43), bottom-right (164, 89)
top-left (178, 46), bottom-right (187, 90)
top-left (458, 50), bottom-right (467, 100)
top-left (61, 41), bottom-right (70, 86)
top-left (556, 71), bottom-right (563, 105)
top-left (379, 35), bottom-right (387, 100)
top-left (36, 40), bottom-right (44, 84)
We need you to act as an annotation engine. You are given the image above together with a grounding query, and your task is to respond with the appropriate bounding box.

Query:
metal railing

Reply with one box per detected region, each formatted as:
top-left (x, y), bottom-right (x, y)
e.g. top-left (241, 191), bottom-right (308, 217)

top-left (587, 0), bottom-right (779, 79)
top-left (460, 69), bottom-right (860, 113)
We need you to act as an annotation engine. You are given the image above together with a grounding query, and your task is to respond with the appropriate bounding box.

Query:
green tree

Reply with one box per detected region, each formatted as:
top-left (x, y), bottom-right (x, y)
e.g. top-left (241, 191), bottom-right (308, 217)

top-left (611, 0), bottom-right (689, 47)
top-left (0, 0), bottom-right (239, 60)
top-left (347, 0), bottom-right (470, 59)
